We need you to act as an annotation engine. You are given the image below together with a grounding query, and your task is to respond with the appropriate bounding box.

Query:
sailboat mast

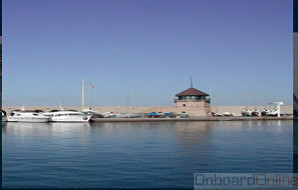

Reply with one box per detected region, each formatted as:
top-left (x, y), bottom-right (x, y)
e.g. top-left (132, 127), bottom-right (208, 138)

top-left (126, 91), bottom-right (130, 113)
top-left (82, 78), bottom-right (85, 108)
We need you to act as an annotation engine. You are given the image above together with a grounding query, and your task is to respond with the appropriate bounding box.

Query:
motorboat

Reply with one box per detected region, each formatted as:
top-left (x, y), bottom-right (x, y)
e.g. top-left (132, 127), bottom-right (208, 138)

top-left (7, 111), bottom-right (50, 123)
top-left (102, 112), bottom-right (117, 118)
top-left (2, 111), bottom-right (7, 122)
top-left (162, 112), bottom-right (175, 118)
top-left (129, 113), bottom-right (144, 118)
top-left (267, 102), bottom-right (284, 117)
top-left (82, 108), bottom-right (104, 118)
top-left (180, 112), bottom-right (190, 118)
top-left (223, 112), bottom-right (233, 116)
top-left (147, 112), bottom-right (162, 118)
top-left (251, 110), bottom-right (261, 117)
top-left (267, 109), bottom-right (283, 117)
top-left (241, 109), bottom-right (252, 116)
top-left (114, 112), bottom-right (144, 118)
top-left (213, 112), bottom-right (223, 117)
top-left (261, 109), bottom-right (270, 116)
top-left (43, 110), bottom-right (92, 123)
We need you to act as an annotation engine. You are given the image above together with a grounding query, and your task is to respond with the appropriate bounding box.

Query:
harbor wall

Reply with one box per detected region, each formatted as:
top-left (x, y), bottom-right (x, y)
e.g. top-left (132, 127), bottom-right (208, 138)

top-left (211, 105), bottom-right (293, 115)
top-left (2, 105), bottom-right (293, 116)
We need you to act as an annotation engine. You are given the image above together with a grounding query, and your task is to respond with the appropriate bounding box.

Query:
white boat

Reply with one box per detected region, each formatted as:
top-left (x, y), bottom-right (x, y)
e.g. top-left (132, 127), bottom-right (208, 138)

top-left (43, 110), bottom-right (92, 123)
top-left (223, 112), bottom-right (233, 116)
top-left (114, 112), bottom-right (143, 118)
top-left (267, 102), bottom-right (284, 117)
top-left (241, 109), bottom-right (252, 116)
top-left (7, 111), bottom-right (50, 123)
top-left (180, 112), bottom-right (190, 118)
top-left (82, 108), bottom-right (104, 118)
top-left (103, 112), bottom-right (117, 118)
top-left (213, 112), bottom-right (223, 117)
top-left (261, 109), bottom-right (270, 116)
top-left (251, 110), bottom-right (261, 117)
top-left (267, 110), bottom-right (278, 117)
top-left (267, 109), bottom-right (284, 117)
top-left (2, 111), bottom-right (7, 122)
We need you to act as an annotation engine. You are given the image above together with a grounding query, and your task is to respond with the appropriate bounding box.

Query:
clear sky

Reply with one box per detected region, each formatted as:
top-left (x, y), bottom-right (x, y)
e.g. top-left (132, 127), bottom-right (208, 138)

top-left (3, 0), bottom-right (293, 106)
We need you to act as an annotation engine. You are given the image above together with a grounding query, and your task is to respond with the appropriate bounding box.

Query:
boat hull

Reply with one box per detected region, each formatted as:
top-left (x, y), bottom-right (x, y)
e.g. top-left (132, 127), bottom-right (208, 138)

top-left (50, 115), bottom-right (92, 123)
top-left (7, 116), bottom-right (49, 123)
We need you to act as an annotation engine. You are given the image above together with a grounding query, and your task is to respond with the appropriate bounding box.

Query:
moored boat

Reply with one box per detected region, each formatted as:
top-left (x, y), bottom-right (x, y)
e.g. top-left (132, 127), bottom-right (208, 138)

top-left (2, 111), bottom-right (7, 122)
top-left (261, 109), bottom-right (270, 116)
top-left (7, 111), bottom-right (50, 123)
top-left (251, 110), bottom-right (261, 117)
top-left (82, 108), bottom-right (104, 118)
top-left (43, 110), bottom-right (92, 123)
top-left (241, 109), bottom-right (252, 116)
top-left (223, 112), bottom-right (233, 116)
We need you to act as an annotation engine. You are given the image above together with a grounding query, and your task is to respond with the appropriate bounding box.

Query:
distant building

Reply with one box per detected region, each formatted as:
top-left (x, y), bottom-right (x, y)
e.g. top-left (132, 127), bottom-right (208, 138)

top-left (143, 86), bottom-right (212, 116)
top-left (174, 87), bottom-right (211, 116)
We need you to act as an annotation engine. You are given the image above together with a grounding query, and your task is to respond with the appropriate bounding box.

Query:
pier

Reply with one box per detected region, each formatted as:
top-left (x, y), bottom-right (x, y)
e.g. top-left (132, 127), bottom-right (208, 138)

top-left (90, 116), bottom-right (293, 123)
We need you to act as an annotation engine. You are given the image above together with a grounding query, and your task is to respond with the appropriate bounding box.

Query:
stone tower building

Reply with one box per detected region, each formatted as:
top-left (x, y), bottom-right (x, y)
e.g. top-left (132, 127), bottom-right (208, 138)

top-left (174, 87), bottom-right (211, 116)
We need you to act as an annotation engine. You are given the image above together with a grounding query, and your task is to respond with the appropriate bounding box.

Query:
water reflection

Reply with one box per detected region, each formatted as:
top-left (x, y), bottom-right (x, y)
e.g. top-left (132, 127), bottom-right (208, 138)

top-left (171, 121), bottom-right (292, 173)
top-left (3, 122), bottom-right (91, 136)
top-left (2, 120), bottom-right (293, 188)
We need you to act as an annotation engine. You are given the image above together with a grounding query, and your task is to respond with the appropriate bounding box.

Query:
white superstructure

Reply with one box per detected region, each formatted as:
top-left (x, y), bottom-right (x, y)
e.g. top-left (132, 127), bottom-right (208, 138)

top-left (43, 111), bottom-right (92, 123)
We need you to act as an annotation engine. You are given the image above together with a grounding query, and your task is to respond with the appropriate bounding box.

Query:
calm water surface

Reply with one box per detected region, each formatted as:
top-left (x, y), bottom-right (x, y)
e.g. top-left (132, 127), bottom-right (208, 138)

top-left (2, 121), bottom-right (292, 188)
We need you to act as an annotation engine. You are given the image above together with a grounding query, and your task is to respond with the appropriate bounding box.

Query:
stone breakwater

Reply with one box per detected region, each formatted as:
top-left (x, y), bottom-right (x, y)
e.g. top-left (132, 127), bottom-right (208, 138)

top-left (90, 116), bottom-right (292, 123)
top-left (2, 105), bottom-right (293, 116)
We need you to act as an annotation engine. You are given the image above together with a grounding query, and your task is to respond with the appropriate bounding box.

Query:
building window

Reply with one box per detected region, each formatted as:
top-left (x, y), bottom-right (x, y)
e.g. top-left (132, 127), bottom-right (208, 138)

top-left (183, 104), bottom-right (186, 107)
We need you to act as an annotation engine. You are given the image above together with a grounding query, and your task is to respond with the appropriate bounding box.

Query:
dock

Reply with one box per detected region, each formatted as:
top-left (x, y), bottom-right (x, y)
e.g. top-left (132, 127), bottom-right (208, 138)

top-left (91, 116), bottom-right (293, 123)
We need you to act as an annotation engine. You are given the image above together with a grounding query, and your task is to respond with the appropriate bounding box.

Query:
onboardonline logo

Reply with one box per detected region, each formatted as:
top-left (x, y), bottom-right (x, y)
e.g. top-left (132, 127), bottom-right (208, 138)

top-left (194, 173), bottom-right (298, 189)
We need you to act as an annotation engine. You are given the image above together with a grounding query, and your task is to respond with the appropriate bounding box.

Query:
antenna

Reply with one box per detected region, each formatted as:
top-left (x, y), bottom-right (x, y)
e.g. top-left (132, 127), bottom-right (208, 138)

top-left (264, 88), bottom-right (267, 110)
top-left (190, 76), bottom-right (193, 88)
top-left (87, 88), bottom-right (90, 107)
top-left (62, 93), bottom-right (64, 108)
top-left (59, 100), bottom-right (62, 107)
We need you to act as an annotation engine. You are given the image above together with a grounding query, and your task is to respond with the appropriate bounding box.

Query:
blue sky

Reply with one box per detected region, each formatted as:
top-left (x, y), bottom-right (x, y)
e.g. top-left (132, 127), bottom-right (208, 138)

top-left (3, 0), bottom-right (293, 106)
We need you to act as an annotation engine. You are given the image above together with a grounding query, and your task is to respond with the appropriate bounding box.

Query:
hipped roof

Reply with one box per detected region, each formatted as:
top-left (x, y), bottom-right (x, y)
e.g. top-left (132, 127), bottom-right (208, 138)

top-left (175, 87), bottom-right (209, 96)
